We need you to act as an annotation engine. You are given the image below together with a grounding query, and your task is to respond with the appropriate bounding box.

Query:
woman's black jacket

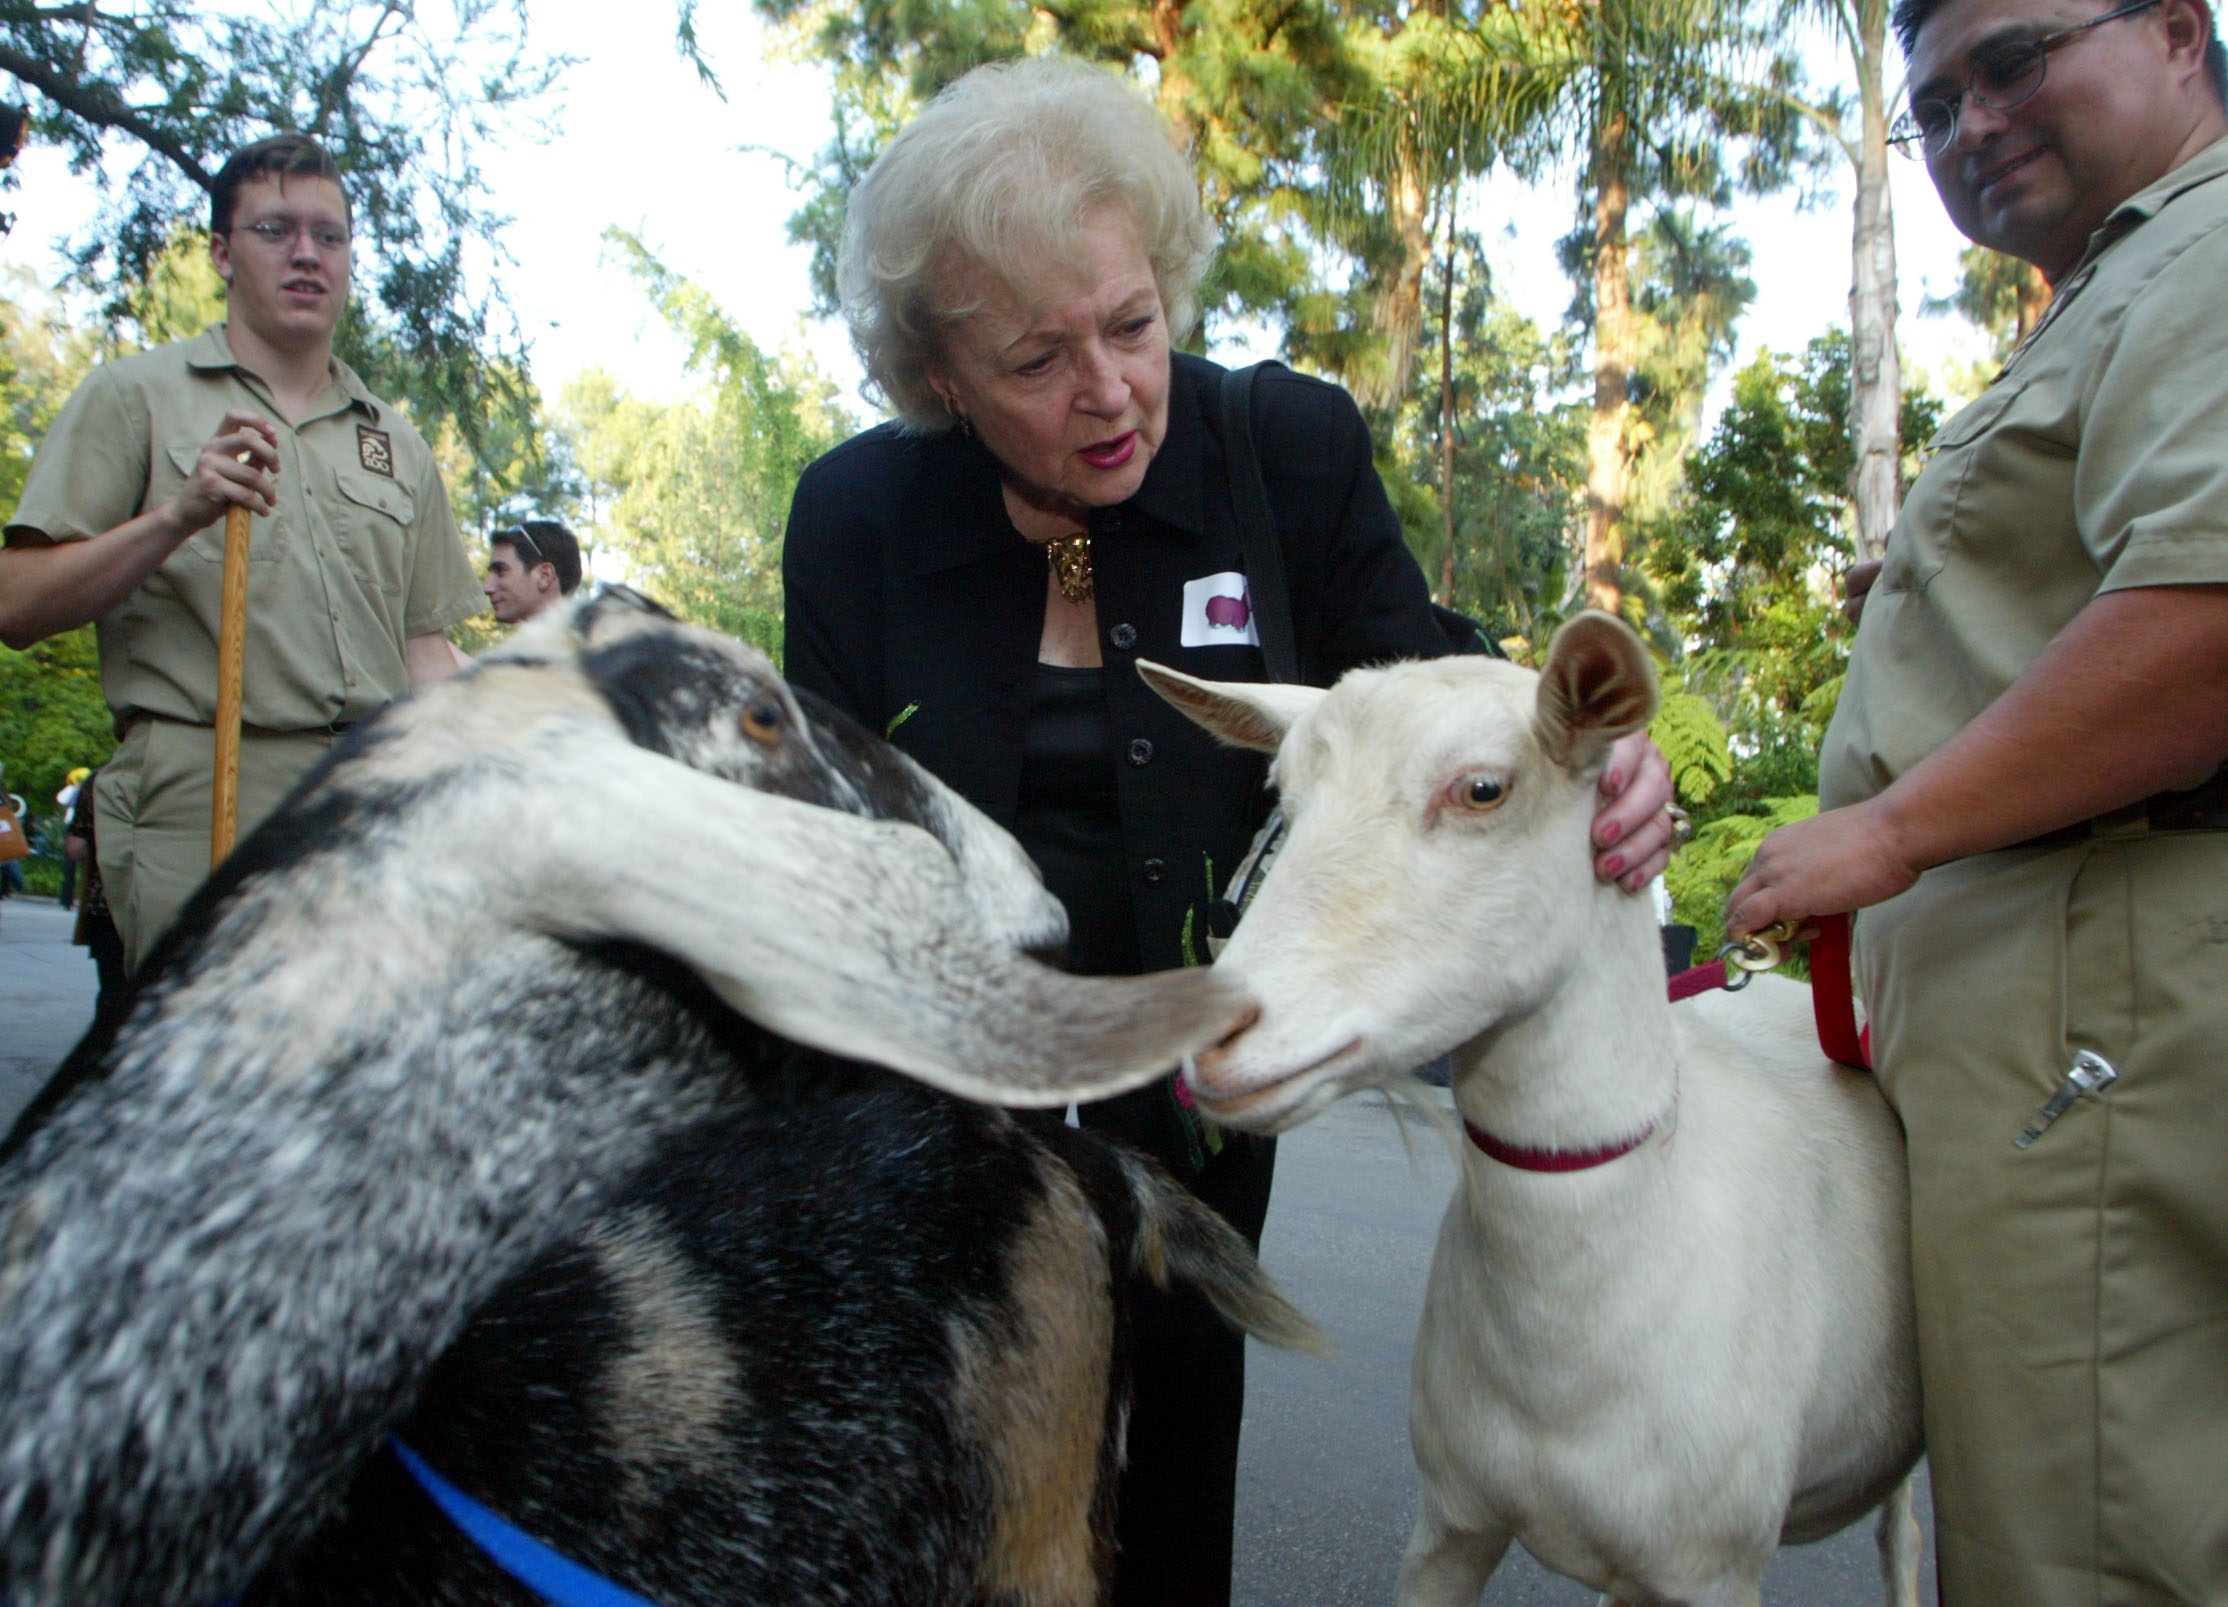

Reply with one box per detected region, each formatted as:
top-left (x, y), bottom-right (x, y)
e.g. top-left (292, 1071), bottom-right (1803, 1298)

top-left (781, 351), bottom-right (1462, 974)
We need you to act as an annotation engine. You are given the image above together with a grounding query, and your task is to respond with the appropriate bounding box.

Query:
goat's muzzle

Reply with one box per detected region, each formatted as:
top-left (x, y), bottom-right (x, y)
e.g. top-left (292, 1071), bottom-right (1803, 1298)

top-left (1186, 1003), bottom-right (1262, 1100)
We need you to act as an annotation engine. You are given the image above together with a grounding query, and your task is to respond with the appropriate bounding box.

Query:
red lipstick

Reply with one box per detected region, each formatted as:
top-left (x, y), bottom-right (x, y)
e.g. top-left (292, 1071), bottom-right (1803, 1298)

top-left (1079, 433), bottom-right (1138, 471)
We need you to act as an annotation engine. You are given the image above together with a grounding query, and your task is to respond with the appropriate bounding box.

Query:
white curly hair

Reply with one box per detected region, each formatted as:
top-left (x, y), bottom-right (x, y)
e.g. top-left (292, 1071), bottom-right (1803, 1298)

top-left (836, 56), bottom-right (1218, 431)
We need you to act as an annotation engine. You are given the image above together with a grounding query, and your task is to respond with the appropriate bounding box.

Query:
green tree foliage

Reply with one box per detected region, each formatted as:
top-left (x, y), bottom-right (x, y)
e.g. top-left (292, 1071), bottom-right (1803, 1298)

top-left (1387, 208), bottom-right (1757, 660)
top-left (429, 368), bottom-right (584, 544)
top-left (0, 270), bottom-right (94, 515)
top-left (120, 232), bottom-right (229, 348)
top-left (1928, 243), bottom-right (2050, 359)
top-left (1646, 327), bottom-right (1941, 933)
top-left (1396, 244), bottom-right (1586, 648)
top-left (1595, 205), bottom-right (1758, 548)
top-left (1651, 685), bottom-right (1734, 809)
top-left (1662, 791), bottom-right (1816, 958)
top-left (1328, 0), bottom-right (1813, 615)
top-left (1652, 336), bottom-right (1857, 750)
top-left (555, 234), bottom-right (856, 660)
top-left (1, 278), bottom-right (110, 807)
top-left (0, 627), bottom-right (112, 824)
top-left (0, 0), bottom-right (572, 435)
top-left (752, 0), bottom-right (1360, 336)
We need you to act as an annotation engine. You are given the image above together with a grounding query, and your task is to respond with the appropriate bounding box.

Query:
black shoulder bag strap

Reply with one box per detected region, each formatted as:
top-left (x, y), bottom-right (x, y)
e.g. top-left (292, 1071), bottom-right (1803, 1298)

top-left (1218, 359), bottom-right (1495, 671)
top-left (1205, 361), bottom-right (1297, 956)
top-left (1217, 360), bottom-right (1300, 685)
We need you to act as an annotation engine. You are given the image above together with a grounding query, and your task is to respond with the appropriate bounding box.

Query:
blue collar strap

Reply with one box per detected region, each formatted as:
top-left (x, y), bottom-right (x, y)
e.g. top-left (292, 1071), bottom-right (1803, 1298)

top-left (388, 1437), bottom-right (661, 1607)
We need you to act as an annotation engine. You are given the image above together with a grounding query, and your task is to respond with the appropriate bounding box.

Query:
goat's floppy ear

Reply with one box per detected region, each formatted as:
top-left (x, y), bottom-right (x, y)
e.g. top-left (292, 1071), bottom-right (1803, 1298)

top-left (1137, 660), bottom-right (1322, 753)
top-left (1532, 612), bottom-right (1659, 772)
top-left (530, 735), bottom-right (1252, 1108)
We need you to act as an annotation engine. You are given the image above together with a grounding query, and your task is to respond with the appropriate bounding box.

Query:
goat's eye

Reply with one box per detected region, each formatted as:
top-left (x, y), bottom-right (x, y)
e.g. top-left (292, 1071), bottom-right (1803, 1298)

top-left (1449, 774), bottom-right (1508, 813)
top-left (741, 700), bottom-right (785, 744)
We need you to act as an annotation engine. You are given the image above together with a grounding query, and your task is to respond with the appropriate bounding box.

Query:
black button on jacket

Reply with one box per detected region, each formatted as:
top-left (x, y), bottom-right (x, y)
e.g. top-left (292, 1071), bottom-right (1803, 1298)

top-left (781, 352), bottom-right (1459, 974)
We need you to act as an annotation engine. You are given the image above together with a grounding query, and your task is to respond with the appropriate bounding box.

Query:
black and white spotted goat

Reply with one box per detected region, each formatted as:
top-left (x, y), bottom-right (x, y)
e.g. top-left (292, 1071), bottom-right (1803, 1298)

top-left (0, 590), bottom-right (1316, 1607)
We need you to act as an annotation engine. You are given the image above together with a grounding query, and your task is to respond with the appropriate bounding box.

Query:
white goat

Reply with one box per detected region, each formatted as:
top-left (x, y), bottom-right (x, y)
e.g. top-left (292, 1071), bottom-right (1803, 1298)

top-left (1140, 613), bottom-right (1922, 1607)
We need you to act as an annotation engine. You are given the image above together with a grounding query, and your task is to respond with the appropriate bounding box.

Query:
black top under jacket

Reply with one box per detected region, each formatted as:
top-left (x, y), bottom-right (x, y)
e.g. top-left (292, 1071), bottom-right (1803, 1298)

top-left (780, 351), bottom-right (1459, 975)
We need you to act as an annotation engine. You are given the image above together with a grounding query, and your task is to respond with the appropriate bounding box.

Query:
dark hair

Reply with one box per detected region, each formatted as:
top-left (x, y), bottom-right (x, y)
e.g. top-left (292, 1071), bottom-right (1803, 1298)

top-left (209, 134), bottom-right (350, 237)
top-left (494, 520), bottom-right (583, 595)
top-left (1892, 0), bottom-right (2227, 103)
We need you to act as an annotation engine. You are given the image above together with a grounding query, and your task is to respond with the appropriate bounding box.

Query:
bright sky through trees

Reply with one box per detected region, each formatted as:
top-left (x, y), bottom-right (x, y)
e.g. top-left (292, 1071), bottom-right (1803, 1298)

top-left (0, 0), bottom-right (1989, 420)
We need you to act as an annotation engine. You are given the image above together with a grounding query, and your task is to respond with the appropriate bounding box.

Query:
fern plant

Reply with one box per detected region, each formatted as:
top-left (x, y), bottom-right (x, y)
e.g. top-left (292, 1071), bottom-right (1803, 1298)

top-left (1662, 794), bottom-right (1820, 968)
top-left (1650, 687), bottom-right (1734, 808)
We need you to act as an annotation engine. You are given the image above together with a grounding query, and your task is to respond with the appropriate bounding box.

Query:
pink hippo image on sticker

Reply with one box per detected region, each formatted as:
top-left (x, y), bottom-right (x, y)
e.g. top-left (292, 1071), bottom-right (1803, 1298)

top-left (1205, 591), bottom-right (1252, 631)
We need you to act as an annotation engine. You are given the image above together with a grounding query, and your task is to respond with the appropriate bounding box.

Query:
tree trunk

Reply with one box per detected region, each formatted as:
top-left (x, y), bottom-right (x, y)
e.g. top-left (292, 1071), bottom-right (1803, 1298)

top-left (1847, 0), bottom-right (1901, 564)
top-left (1372, 145), bottom-right (1436, 405)
top-left (1584, 99), bottom-right (1632, 614)
top-left (1371, 0), bottom-right (1453, 407)
top-left (1439, 232), bottom-right (1458, 609)
top-left (1147, 0), bottom-right (1197, 146)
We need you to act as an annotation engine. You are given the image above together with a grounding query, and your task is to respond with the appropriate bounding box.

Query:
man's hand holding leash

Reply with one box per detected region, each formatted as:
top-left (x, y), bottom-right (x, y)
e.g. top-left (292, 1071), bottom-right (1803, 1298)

top-left (1725, 798), bottom-right (1922, 943)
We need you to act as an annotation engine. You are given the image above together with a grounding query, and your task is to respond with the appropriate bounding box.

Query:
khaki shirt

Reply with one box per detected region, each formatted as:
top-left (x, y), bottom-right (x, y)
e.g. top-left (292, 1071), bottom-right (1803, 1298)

top-left (6, 325), bottom-right (484, 733)
top-left (1822, 134), bottom-right (2228, 810)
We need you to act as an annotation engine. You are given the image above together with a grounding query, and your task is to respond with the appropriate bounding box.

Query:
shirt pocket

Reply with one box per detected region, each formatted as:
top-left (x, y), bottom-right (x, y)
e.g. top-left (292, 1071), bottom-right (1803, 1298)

top-left (168, 444), bottom-right (281, 565)
top-left (329, 468), bottom-right (418, 598)
top-left (1877, 381), bottom-right (2024, 596)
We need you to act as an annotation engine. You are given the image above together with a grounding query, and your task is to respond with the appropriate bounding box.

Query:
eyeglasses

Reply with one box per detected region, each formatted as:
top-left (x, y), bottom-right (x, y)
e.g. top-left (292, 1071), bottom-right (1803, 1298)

top-left (238, 216), bottom-right (351, 253)
top-left (494, 527), bottom-right (545, 566)
top-left (1888, 0), bottom-right (2162, 159)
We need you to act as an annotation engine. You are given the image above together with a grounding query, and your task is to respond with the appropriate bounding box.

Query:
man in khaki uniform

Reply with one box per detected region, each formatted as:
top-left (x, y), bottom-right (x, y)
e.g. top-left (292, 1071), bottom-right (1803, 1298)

top-left (0, 134), bottom-right (484, 971)
top-left (1730, 1), bottom-right (2228, 1599)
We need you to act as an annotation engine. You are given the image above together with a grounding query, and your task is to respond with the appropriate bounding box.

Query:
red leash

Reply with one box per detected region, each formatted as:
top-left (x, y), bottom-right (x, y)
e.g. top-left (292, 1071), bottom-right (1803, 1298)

top-left (1666, 956), bottom-right (1735, 1002)
top-left (1804, 913), bottom-right (1871, 1070)
top-left (1664, 915), bottom-right (1872, 1071)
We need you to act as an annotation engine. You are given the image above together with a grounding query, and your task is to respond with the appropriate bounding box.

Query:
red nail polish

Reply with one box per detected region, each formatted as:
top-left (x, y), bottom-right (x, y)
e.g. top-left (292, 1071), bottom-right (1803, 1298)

top-left (1604, 854), bottom-right (1625, 876)
top-left (1601, 821), bottom-right (1622, 846)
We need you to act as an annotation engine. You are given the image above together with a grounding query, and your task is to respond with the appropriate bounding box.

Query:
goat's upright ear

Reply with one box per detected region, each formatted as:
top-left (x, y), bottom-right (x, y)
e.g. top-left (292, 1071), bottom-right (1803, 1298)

top-left (1137, 661), bottom-right (1322, 754)
top-left (1532, 612), bottom-right (1658, 772)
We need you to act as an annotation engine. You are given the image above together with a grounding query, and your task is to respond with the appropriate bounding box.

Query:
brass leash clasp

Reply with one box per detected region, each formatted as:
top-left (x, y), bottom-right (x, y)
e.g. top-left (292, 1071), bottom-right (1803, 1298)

top-left (1713, 920), bottom-right (1799, 991)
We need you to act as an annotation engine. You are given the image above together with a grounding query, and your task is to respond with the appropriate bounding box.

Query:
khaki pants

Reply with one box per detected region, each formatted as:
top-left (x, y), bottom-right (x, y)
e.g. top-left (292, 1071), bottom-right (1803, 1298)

top-left (93, 719), bottom-right (338, 974)
top-left (1859, 833), bottom-right (2228, 1605)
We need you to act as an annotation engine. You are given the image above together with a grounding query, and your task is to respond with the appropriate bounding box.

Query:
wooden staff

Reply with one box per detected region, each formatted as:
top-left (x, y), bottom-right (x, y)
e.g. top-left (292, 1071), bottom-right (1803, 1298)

top-left (210, 502), bottom-right (251, 866)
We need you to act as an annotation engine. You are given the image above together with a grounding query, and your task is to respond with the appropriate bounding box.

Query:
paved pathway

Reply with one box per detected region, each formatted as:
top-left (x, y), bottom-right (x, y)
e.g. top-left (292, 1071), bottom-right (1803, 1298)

top-left (2, 898), bottom-right (96, 1129)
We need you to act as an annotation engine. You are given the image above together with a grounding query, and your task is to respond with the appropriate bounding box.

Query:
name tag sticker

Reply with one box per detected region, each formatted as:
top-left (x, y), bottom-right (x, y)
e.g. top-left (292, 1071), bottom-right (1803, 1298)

top-left (1180, 571), bottom-right (1260, 648)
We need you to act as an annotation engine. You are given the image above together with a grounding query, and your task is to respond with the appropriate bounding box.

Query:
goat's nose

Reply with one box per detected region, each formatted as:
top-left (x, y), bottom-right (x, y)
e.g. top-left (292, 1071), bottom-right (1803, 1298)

top-left (1191, 1002), bottom-right (1260, 1084)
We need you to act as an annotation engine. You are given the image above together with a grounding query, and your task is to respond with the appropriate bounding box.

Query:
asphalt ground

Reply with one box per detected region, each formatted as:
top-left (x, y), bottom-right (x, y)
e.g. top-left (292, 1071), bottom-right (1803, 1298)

top-left (3, 905), bottom-right (1932, 1602)
top-left (2, 897), bottom-right (96, 1129)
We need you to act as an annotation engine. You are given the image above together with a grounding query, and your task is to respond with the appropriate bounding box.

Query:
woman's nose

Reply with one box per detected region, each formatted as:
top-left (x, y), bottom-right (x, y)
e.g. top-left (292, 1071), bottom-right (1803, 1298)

top-left (1073, 345), bottom-right (1129, 415)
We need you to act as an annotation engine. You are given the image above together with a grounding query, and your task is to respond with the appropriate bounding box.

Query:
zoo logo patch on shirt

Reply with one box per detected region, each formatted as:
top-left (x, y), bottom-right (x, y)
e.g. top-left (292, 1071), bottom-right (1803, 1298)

top-left (356, 426), bottom-right (395, 478)
top-left (1180, 571), bottom-right (1260, 648)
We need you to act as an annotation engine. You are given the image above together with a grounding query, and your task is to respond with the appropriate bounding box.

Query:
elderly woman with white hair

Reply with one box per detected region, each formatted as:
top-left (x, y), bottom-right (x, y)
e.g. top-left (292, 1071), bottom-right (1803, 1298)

top-left (781, 56), bottom-right (1678, 1603)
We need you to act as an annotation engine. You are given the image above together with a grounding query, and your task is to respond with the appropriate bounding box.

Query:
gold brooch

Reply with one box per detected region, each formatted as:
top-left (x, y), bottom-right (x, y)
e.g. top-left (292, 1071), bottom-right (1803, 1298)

top-left (1045, 531), bottom-right (1094, 605)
